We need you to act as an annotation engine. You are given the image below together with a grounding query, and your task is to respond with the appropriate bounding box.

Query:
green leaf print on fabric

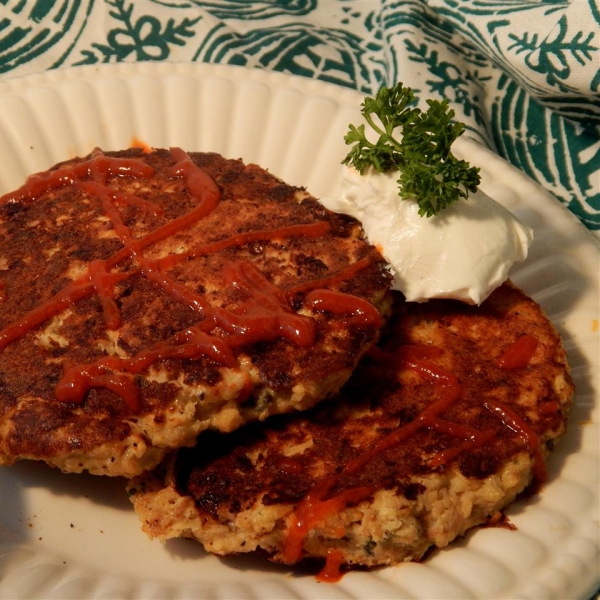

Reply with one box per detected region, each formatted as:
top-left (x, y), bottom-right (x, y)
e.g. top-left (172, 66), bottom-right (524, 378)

top-left (438, 0), bottom-right (565, 18)
top-left (149, 0), bottom-right (317, 20)
top-left (382, 1), bottom-right (495, 141)
top-left (194, 22), bottom-right (385, 93)
top-left (382, 0), bottom-right (599, 229)
top-left (426, 0), bottom-right (600, 125)
top-left (508, 15), bottom-right (597, 93)
top-left (494, 74), bottom-right (599, 230)
top-left (75, 0), bottom-right (200, 64)
top-left (403, 37), bottom-right (492, 131)
top-left (0, 0), bottom-right (93, 73)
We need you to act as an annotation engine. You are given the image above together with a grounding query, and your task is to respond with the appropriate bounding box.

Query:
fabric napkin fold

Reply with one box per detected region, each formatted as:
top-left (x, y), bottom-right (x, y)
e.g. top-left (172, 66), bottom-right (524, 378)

top-left (0, 0), bottom-right (598, 231)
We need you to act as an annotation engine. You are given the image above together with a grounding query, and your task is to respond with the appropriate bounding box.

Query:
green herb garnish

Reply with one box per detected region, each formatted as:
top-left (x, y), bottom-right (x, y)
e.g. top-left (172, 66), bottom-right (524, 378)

top-left (342, 83), bottom-right (481, 217)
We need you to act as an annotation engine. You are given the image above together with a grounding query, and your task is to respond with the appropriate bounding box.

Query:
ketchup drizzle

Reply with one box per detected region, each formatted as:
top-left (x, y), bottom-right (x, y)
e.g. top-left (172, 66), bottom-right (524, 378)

top-left (496, 334), bottom-right (538, 370)
top-left (304, 289), bottom-right (381, 329)
top-left (55, 325), bottom-right (238, 411)
top-left (483, 398), bottom-right (548, 482)
top-left (0, 151), bottom-right (155, 206)
top-left (0, 148), bottom-right (381, 410)
top-left (283, 353), bottom-right (463, 565)
top-left (218, 261), bottom-right (317, 348)
top-left (283, 344), bottom-right (547, 569)
top-left (158, 222), bottom-right (331, 270)
top-left (286, 254), bottom-right (377, 297)
top-left (316, 549), bottom-right (345, 583)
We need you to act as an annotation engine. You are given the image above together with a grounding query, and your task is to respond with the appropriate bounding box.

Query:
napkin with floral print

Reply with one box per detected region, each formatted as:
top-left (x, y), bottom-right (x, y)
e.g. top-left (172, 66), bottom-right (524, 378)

top-left (0, 0), bottom-right (598, 231)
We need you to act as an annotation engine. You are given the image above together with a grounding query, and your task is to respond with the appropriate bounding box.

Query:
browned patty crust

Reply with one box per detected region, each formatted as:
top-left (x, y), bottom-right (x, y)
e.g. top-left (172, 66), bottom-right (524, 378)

top-left (128, 282), bottom-right (573, 573)
top-left (0, 148), bottom-right (392, 476)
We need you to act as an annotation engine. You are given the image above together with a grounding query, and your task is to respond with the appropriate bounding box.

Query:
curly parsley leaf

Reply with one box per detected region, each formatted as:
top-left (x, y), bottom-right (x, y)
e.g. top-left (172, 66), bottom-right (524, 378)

top-left (342, 83), bottom-right (481, 217)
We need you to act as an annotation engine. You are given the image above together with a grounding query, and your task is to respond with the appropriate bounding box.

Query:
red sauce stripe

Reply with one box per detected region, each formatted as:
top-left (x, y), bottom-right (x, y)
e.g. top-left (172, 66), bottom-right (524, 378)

top-left (316, 549), bottom-right (345, 583)
top-left (158, 221), bottom-right (331, 270)
top-left (496, 334), bottom-right (538, 370)
top-left (304, 289), bottom-right (382, 328)
top-left (282, 355), bottom-right (462, 565)
top-left (0, 279), bottom-right (95, 350)
top-left (283, 484), bottom-right (373, 564)
top-left (285, 254), bottom-right (378, 296)
top-left (428, 420), bottom-right (496, 468)
top-left (0, 148), bottom-right (382, 411)
top-left (483, 398), bottom-right (547, 483)
top-left (281, 339), bottom-right (548, 572)
top-left (0, 153), bottom-right (155, 206)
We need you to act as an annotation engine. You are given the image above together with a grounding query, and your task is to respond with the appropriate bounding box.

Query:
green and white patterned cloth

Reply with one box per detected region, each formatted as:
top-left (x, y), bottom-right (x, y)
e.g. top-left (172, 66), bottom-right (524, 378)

top-left (1, 0), bottom-right (598, 232)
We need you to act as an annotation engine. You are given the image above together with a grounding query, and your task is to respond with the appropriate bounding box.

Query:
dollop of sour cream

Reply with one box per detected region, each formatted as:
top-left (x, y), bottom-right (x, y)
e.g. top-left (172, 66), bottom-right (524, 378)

top-left (322, 166), bottom-right (533, 305)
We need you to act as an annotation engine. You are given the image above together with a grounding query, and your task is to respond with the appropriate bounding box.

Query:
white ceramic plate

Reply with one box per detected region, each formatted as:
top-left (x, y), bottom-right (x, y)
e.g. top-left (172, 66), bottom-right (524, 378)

top-left (0, 63), bottom-right (598, 600)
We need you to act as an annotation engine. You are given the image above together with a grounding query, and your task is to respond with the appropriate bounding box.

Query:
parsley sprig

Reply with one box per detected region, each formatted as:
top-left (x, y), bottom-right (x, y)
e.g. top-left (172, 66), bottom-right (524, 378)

top-left (342, 83), bottom-right (481, 217)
